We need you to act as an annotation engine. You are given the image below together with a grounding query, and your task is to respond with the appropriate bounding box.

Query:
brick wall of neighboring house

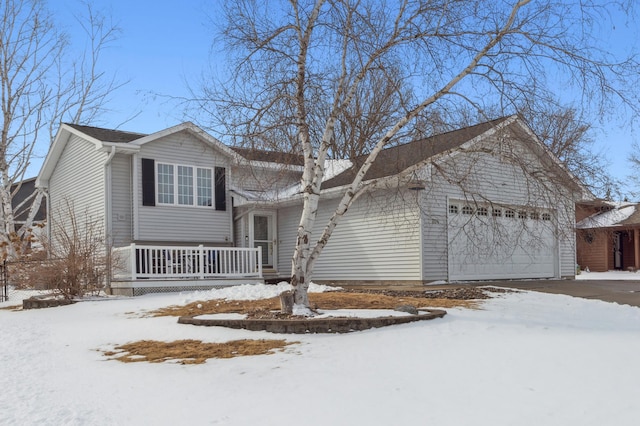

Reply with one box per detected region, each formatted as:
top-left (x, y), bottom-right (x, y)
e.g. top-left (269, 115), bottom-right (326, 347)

top-left (576, 229), bottom-right (610, 272)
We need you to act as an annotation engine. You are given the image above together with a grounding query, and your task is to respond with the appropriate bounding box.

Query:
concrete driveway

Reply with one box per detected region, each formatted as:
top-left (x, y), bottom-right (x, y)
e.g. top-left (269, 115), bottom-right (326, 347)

top-left (468, 279), bottom-right (640, 307)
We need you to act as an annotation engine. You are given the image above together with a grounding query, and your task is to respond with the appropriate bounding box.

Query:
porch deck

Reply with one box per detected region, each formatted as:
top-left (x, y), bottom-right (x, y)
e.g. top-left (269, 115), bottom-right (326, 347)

top-left (111, 244), bottom-right (264, 296)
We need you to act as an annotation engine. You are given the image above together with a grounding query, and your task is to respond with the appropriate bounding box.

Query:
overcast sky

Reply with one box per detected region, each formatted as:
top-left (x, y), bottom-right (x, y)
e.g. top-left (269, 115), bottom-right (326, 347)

top-left (38, 0), bottom-right (640, 198)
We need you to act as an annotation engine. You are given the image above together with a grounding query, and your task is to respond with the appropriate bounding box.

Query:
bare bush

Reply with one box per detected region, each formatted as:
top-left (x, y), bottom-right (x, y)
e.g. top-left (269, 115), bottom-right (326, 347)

top-left (9, 201), bottom-right (118, 299)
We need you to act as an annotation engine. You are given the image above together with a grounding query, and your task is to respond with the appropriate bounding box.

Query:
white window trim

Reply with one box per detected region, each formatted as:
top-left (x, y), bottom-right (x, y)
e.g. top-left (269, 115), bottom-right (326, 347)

top-left (156, 162), bottom-right (214, 208)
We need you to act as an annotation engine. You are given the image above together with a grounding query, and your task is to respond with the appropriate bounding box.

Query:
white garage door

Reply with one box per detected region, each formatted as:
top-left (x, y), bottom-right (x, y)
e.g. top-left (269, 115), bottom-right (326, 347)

top-left (447, 202), bottom-right (557, 281)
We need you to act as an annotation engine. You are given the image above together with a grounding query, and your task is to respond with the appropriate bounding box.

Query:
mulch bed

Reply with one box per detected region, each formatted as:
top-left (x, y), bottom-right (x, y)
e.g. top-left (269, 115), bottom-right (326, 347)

top-left (149, 287), bottom-right (496, 319)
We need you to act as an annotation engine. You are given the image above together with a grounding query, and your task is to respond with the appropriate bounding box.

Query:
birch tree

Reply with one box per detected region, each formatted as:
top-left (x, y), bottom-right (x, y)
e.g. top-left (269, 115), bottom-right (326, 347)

top-left (198, 0), bottom-right (638, 311)
top-left (0, 0), bottom-right (122, 259)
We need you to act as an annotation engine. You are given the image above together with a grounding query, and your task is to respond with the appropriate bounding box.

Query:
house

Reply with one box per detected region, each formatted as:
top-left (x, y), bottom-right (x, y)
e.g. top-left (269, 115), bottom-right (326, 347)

top-left (11, 177), bottom-right (47, 228)
top-left (10, 177), bottom-right (47, 250)
top-left (576, 200), bottom-right (640, 272)
top-left (36, 116), bottom-right (583, 296)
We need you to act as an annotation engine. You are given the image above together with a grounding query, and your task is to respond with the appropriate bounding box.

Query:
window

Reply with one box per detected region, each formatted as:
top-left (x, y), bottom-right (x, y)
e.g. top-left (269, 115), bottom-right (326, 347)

top-left (157, 163), bottom-right (213, 207)
top-left (177, 166), bottom-right (194, 205)
top-left (157, 163), bottom-right (174, 204)
top-left (449, 204), bottom-right (459, 214)
top-left (530, 211), bottom-right (540, 220)
top-left (492, 208), bottom-right (502, 217)
top-left (518, 211), bottom-right (527, 219)
top-left (542, 213), bottom-right (551, 221)
top-left (477, 207), bottom-right (488, 216)
top-left (197, 168), bottom-right (213, 206)
top-left (505, 209), bottom-right (515, 218)
top-left (462, 205), bottom-right (474, 215)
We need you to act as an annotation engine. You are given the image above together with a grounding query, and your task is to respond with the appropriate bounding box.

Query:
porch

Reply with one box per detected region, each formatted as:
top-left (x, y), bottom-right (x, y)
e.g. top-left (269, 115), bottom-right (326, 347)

top-left (577, 227), bottom-right (640, 272)
top-left (111, 244), bottom-right (264, 296)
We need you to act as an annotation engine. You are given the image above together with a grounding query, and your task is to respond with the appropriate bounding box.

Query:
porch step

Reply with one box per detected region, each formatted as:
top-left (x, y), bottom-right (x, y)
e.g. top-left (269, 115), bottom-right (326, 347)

top-left (263, 269), bottom-right (287, 284)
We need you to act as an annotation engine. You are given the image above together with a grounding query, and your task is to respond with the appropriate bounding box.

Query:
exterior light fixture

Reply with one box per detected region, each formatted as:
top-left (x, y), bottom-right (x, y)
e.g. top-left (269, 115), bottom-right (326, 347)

top-left (407, 179), bottom-right (426, 190)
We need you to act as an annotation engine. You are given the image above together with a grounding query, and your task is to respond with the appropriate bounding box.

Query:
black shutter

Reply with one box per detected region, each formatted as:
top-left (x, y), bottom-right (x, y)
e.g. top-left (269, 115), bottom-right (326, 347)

top-left (214, 167), bottom-right (226, 211)
top-left (141, 158), bottom-right (155, 206)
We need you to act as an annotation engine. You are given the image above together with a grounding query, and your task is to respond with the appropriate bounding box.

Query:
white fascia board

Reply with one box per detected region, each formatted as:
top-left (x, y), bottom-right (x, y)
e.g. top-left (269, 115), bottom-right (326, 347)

top-left (37, 124), bottom-right (104, 188)
top-left (510, 118), bottom-right (591, 197)
top-left (450, 114), bottom-right (518, 156)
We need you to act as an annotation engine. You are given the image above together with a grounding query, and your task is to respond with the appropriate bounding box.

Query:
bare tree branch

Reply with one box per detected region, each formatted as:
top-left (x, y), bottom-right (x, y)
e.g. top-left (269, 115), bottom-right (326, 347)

top-left (0, 0), bottom-right (125, 259)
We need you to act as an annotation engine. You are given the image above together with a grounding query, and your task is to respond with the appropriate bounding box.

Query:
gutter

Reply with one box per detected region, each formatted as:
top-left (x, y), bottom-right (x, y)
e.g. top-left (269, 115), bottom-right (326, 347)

top-left (103, 146), bottom-right (117, 289)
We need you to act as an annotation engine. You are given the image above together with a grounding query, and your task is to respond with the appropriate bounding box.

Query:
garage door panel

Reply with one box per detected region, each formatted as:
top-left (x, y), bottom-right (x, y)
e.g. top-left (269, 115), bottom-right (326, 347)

top-left (447, 208), bottom-right (556, 281)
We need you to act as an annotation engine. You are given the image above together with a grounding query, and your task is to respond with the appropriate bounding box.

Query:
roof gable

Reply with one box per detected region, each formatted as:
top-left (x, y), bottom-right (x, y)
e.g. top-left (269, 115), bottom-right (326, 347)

top-left (129, 122), bottom-right (241, 160)
top-left (322, 117), bottom-right (511, 189)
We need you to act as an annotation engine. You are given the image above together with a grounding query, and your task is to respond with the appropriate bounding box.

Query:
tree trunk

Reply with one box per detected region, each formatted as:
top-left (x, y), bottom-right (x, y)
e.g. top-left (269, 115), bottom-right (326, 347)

top-left (290, 272), bottom-right (310, 308)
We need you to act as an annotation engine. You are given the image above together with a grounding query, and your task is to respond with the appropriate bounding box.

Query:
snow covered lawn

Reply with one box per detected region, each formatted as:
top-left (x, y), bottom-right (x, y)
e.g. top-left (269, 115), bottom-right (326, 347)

top-left (576, 269), bottom-right (640, 280)
top-left (2, 284), bottom-right (640, 425)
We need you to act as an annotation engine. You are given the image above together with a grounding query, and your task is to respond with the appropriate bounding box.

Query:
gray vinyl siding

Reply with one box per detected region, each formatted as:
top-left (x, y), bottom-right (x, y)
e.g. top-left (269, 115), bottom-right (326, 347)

top-left (136, 131), bottom-right (233, 243)
top-left (277, 190), bottom-right (422, 281)
top-left (110, 154), bottom-right (132, 247)
top-left (557, 198), bottom-right (577, 278)
top-left (48, 135), bottom-right (107, 246)
top-left (420, 134), bottom-right (578, 280)
top-left (233, 208), bottom-right (249, 248)
top-left (419, 189), bottom-right (449, 281)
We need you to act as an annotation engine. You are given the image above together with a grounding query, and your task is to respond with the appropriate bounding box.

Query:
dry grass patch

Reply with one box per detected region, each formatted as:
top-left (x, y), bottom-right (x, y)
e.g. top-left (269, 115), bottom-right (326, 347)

top-left (102, 339), bottom-right (297, 364)
top-left (149, 290), bottom-right (479, 318)
top-left (0, 304), bottom-right (22, 311)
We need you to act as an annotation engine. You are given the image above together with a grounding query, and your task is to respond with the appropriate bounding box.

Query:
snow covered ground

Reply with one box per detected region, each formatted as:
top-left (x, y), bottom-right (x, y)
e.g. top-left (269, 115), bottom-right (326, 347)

top-left (575, 270), bottom-right (640, 280)
top-left (2, 283), bottom-right (640, 425)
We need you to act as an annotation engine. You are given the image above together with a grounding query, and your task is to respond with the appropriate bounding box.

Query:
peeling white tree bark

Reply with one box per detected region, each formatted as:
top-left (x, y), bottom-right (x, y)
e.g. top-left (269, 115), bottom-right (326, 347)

top-left (289, 0), bottom-right (530, 311)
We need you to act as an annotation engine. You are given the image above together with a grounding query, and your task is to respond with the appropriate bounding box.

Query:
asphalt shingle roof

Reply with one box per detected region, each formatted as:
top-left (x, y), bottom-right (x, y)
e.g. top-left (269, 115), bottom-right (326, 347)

top-left (230, 147), bottom-right (305, 166)
top-left (322, 117), bottom-right (509, 189)
top-left (65, 123), bottom-right (147, 143)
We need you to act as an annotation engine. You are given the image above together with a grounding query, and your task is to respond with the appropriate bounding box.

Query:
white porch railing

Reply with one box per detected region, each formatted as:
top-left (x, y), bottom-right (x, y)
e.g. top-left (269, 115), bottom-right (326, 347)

top-left (113, 244), bottom-right (263, 280)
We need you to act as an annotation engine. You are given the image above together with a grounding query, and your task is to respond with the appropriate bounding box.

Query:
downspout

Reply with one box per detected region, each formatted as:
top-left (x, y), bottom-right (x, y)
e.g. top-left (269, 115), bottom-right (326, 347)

top-left (104, 146), bottom-right (117, 291)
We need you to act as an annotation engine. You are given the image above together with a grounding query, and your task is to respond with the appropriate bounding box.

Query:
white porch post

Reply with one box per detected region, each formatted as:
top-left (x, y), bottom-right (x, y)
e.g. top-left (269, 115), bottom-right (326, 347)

top-left (199, 244), bottom-right (205, 279)
top-left (130, 243), bottom-right (136, 280)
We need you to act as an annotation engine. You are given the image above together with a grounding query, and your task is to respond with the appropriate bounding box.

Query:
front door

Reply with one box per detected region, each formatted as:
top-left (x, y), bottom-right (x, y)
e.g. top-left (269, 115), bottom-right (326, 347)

top-left (614, 232), bottom-right (623, 269)
top-left (252, 213), bottom-right (275, 268)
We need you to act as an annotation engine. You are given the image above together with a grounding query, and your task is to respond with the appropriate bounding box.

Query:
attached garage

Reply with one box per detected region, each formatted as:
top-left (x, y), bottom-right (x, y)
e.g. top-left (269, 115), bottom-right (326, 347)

top-left (447, 200), bottom-right (558, 280)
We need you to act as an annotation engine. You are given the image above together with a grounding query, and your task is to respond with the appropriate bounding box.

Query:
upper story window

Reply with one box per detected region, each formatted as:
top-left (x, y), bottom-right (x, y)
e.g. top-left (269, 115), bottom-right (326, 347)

top-left (462, 205), bottom-right (474, 215)
top-left (449, 204), bottom-right (459, 214)
top-left (477, 207), bottom-right (488, 216)
top-left (157, 162), bottom-right (213, 207)
top-left (492, 208), bottom-right (502, 217)
top-left (157, 163), bottom-right (174, 204)
top-left (197, 168), bottom-right (213, 206)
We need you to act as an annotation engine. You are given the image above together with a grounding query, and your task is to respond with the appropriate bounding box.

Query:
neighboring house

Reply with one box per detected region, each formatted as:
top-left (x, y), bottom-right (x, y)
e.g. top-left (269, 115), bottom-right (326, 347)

top-left (576, 200), bottom-right (640, 272)
top-left (11, 177), bottom-right (47, 228)
top-left (11, 177), bottom-right (47, 250)
top-left (36, 116), bottom-right (583, 296)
